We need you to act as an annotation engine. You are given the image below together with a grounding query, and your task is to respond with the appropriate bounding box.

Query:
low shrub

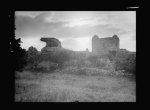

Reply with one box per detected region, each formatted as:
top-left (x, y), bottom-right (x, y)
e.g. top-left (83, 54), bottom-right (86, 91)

top-left (124, 53), bottom-right (136, 74)
top-left (40, 49), bottom-right (74, 69)
top-left (114, 50), bottom-right (136, 75)
top-left (26, 46), bottom-right (42, 70)
top-left (84, 60), bottom-right (93, 67)
top-left (87, 54), bottom-right (99, 64)
top-left (96, 58), bottom-right (107, 68)
top-left (95, 58), bottom-right (115, 71)
top-left (37, 61), bottom-right (58, 72)
top-left (105, 53), bottom-right (115, 61)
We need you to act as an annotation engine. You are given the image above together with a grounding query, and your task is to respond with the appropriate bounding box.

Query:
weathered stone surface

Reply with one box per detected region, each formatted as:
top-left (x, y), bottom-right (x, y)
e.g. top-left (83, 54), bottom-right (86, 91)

top-left (92, 35), bottom-right (119, 56)
top-left (40, 37), bottom-right (62, 52)
top-left (41, 37), bottom-right (62, 47)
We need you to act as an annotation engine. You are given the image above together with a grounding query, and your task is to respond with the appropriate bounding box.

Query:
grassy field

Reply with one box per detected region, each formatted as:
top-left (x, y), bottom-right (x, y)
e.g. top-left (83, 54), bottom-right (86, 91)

top-left (15, 69), bottom-right (136, 102)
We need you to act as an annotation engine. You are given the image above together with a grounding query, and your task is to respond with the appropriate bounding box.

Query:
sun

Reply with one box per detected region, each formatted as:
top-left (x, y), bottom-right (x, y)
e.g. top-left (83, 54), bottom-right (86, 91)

top-left (68, 19), bottom-right (88, 27)
top-left (75, 37), bottom-right (91, 51)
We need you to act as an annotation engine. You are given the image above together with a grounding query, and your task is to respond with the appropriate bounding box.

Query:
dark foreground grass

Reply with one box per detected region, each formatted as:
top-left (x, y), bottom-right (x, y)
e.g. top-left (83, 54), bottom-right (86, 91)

top-left (15, 70), bottom-right (136, 102)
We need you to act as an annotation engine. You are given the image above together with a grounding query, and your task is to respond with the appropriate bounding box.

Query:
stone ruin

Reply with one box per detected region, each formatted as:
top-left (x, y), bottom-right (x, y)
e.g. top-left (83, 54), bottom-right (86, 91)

top-left (40, 35), bottom-right (119, 56)
top-left (40, 37), bottom-right (62, 52)
top-left (92, 35), bottom-right (119, 56)
top-left (41, 37), bottom-right (62, 47)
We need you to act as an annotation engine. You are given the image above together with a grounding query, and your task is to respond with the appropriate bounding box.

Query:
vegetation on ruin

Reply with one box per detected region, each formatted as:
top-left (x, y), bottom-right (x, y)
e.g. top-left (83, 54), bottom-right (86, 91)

top-left (21, 46), bottom-right (136, 77)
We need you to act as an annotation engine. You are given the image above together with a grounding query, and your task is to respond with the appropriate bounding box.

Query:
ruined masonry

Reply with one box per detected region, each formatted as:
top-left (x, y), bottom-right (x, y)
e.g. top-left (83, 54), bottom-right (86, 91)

top-left (40, 37), bottom-right (62, 52)
top-left (92, 35), bottom-right (119, 56)
top-left (40, 35), bottom-right (119, 56)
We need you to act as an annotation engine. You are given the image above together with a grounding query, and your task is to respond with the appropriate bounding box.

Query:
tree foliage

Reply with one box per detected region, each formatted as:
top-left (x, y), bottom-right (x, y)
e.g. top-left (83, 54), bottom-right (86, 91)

top-left (10, 38), bottom-right (27, 71)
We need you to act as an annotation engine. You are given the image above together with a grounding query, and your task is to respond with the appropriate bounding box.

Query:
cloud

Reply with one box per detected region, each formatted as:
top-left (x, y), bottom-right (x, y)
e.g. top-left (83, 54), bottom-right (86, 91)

top-left (63, 17), bottom-right (108, 27)
top-left (15, 11), bottom-right (136, 52)
top-left (120, 38), bottom-right (136, 52)
top-left (107, 11), bottom-right (136, 34)
top-left (15, 11), bottom-right (49, 18)
top-left (15, 12), bottom-right (67, 38)
top-left (119, 32), bottom-right (136, 51)
top-left (41, 11), bottom-right (110, 27)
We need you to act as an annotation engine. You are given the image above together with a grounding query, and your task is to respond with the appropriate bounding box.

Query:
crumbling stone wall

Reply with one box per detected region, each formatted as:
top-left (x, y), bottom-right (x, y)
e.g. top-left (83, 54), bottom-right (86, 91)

top-left (40, 37), bottom-right (62, 52)
top-left (92, 35), bottom-right (119, 56)
top-left (41, 37), bottom-right (62, 48)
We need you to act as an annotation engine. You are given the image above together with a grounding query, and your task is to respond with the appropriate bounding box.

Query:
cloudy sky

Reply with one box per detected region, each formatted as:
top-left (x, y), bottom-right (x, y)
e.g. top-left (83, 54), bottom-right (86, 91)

top-left (15, 11), bottom-right (136, 52)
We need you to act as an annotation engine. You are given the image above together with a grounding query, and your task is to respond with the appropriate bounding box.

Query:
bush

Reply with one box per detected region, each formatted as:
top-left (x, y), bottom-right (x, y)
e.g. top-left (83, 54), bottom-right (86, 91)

top-left (37, 61), bottom-right (58, 72)
top-left (95, 58), bottom-right (114, 70)
top-left (55, 50), bottom-right (72, 68)
top-left (62, 60), bottom-right (77, 67)
top-left (96, 58), bottom-right (107, 68)
top-left (40, 49), bottom-right (73, 69)
top-left (105, 53), bottom-right (115, 61)
top-left (86, 54), bottom-right (115, 70)
top-left (84, 60), bottom-right (93, 67)
top-left (77, 59), bottom-right (86, 68)
top-left (114, 50), bottom-right (136, 75)
top-left (26, 46), bottom-right (42, 70)
top-left (87, 54), bottom-right (99, 64)
top-left (124, 53), bottom-right (136, 74)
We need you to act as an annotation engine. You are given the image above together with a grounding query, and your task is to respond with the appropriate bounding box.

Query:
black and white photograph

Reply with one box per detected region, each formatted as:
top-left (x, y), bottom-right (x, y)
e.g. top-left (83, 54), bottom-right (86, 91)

top-left (12, 11), bottom-right (136, 102)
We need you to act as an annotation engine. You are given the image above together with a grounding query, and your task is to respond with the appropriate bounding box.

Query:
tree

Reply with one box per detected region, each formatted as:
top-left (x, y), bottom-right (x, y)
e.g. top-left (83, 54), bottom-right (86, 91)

top-left (10, 38), bottom-right (27, 71)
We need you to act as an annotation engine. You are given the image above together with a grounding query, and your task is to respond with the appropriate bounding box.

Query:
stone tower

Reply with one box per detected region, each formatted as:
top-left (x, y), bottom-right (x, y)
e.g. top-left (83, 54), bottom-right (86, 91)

top-left (92, 35), bottom-right (119, 56)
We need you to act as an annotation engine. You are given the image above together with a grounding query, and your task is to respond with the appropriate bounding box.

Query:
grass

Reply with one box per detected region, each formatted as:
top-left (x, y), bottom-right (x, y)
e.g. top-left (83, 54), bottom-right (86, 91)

top-left (15, 69), bottom-right (136, 102)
